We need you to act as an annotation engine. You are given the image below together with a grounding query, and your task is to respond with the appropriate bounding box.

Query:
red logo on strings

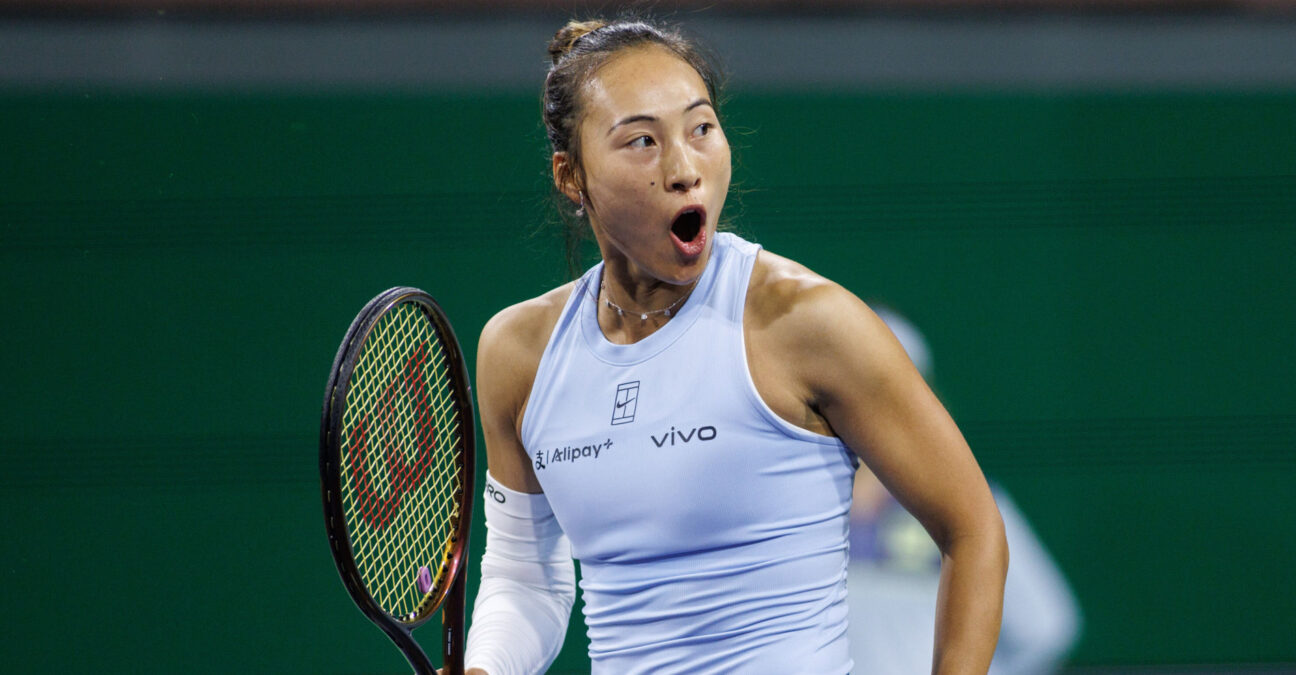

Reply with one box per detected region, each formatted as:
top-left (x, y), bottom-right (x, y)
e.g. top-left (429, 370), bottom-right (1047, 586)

top-left (347, 341), bottom-right (437, 529)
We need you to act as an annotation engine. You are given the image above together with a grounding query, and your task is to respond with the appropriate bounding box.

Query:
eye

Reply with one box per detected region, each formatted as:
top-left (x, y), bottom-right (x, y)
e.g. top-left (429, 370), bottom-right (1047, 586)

top-left (693, 122), bottom-right (713, 137)
top-left (628, 135), bottom-right (655, 149)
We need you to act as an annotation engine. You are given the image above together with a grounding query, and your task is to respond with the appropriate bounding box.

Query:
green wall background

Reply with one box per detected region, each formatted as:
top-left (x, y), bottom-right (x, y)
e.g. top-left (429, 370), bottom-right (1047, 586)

top-left (2, 90), bottom-right (1294, 672)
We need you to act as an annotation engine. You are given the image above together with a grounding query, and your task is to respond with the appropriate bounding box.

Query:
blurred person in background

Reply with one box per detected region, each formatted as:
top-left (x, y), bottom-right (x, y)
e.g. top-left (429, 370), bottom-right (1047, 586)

top-left (849, 306), bottom-right (1082, 675)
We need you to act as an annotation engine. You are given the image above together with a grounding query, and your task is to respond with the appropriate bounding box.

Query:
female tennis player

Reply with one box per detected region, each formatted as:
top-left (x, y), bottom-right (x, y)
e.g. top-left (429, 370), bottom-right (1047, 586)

top-left (461, 18), bottom-right (1007, 675)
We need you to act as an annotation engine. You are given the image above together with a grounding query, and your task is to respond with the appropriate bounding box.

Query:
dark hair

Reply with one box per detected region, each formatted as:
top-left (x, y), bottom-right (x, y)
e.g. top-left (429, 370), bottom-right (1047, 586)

top-left (542, 18), bottom-right (725, 276)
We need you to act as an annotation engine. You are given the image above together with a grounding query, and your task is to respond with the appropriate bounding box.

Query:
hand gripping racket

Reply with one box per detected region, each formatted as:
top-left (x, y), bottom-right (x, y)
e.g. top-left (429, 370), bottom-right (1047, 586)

top-left (320, 287), bottom-right (475, 675)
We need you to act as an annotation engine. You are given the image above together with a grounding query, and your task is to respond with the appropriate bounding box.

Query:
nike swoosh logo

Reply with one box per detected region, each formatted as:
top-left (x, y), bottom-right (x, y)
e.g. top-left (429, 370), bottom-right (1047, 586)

top-left (615, 398), bottom-right (634, 409)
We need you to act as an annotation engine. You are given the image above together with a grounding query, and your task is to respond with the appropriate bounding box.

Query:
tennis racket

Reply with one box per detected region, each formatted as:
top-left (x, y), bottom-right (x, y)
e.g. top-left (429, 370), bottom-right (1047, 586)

top-left (320, 286), bottom-right (475, 675)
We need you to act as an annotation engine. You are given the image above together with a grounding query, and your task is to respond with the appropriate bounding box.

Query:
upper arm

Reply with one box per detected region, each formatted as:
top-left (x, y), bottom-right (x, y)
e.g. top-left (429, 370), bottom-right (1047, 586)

top-left (475, 292), bottom-right (567, 495)
top-left (762, 273), bottom-right (999, 549)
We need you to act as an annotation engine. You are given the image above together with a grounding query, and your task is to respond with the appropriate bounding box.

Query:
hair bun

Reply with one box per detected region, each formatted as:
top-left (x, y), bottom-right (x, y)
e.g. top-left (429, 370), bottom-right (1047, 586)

top-left (548, 19), bottom-right (608, 65)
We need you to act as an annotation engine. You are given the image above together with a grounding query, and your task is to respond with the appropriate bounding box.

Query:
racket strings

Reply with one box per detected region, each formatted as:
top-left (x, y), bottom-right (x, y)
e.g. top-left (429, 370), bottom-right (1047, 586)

top-left (340, 302), bottom-right (466, 621)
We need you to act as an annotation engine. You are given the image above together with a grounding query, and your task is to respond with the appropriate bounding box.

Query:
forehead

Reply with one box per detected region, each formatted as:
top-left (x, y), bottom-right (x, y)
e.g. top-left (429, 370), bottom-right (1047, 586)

top-left (580, 45), bottom-right (710, 124)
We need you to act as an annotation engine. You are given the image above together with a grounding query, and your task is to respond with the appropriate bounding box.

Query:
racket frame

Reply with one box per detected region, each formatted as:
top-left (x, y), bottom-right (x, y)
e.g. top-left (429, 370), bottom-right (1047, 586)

top-left (319, 286), bottom-right (475, 675)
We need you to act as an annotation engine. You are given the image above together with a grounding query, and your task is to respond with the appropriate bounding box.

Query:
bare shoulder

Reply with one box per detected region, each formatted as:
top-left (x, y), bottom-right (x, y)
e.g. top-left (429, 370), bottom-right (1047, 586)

top-left (746, 249), bottom-right (876, 341)
top-left (476, 281), bottom-right (577, 426)
top-left (745, 249), bottom-right (911, 405)
top-left (480, 283), bottom-right (574, 359)
top-left (477, 282), bottom-right (576, 391)
top-left (744, 250), bottom-right (903, 433)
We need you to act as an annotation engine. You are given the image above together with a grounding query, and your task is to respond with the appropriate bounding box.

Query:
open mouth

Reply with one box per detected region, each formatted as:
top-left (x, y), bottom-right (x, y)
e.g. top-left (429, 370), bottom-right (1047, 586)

top-left (671, 208), bottom-right (704, 243)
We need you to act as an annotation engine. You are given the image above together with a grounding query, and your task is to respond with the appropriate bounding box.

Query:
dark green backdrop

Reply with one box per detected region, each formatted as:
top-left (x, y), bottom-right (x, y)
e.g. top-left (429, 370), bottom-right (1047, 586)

top-left (2, 90), bottom-right (1293, 672)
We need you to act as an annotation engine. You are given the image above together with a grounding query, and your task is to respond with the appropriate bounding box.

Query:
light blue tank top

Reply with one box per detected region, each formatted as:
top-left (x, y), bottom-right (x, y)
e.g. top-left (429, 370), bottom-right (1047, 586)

top-left (520, 233), bottom-right (857, 675)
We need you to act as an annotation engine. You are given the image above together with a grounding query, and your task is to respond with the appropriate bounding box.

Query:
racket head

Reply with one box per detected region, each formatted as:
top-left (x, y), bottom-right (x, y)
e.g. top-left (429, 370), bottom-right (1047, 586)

top-left (320, 287), bottom-right (475, 633)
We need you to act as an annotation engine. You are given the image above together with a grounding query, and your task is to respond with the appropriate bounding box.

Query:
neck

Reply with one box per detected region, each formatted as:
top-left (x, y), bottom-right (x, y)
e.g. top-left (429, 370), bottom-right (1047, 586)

top-left (595, 267), bottom-right (700, 344)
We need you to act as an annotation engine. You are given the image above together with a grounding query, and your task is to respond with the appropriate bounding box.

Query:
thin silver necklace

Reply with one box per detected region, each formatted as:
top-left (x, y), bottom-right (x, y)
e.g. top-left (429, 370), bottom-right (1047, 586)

top-left (599, 280), bottom-right (697, 322)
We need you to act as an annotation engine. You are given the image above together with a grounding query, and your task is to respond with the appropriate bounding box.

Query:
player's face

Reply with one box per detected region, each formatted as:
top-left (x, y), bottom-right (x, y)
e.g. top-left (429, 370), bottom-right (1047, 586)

top-left (568, 45), bottom-right (731, 285)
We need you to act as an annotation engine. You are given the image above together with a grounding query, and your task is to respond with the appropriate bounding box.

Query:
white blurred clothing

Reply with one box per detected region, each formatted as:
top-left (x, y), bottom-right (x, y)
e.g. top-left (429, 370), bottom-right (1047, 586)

top-left (847, 487), bottom-right (1081, 675)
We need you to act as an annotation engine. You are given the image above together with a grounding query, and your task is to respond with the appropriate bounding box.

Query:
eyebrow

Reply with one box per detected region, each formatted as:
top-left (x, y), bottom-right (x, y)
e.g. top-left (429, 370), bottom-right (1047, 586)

top-left (607, 98), bottom-right (714, 136)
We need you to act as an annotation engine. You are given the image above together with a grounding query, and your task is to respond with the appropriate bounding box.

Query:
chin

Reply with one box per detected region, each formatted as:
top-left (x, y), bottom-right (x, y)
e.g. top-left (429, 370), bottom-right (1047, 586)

top-left (666, 246), bottom-right (711, 284)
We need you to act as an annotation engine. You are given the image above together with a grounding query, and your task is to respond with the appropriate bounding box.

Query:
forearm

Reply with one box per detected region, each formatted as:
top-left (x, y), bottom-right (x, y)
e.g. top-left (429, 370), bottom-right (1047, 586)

top-left (463, 473), bottom-right (575, 675)
top-left (465, 573), bottom-right (573, 675)
top-left (932, 524), bottom-right (1009, 675)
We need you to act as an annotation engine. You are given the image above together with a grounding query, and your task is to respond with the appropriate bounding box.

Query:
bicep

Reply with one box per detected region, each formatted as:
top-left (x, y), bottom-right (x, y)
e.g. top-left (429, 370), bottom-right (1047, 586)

top-left (481, 410), bottom-right (542, 494)
top-left (809, 296), bottom-right (994, 548)
top-left (475, 315), bottom-right (544, 494)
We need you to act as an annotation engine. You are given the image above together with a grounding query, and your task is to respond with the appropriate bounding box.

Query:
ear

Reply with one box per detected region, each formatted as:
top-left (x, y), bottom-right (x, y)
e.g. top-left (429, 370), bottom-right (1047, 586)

top-left (552, 152), bottom-right (582, 206)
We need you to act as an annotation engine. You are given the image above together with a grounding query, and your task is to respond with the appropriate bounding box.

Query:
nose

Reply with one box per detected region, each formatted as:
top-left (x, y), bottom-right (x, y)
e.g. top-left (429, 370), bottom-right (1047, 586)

top-left (664, 143), bottom-right (701, 193)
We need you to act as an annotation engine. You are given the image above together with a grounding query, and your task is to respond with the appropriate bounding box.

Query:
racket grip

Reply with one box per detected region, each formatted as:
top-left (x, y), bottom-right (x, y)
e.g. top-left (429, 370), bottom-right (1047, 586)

top-left (442, 550), bottom-right (468, 675)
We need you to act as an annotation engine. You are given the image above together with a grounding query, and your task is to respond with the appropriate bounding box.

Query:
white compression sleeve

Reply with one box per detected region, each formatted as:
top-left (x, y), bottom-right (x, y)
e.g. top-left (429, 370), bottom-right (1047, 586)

top-left (464, 472), bottom-right (576, 675)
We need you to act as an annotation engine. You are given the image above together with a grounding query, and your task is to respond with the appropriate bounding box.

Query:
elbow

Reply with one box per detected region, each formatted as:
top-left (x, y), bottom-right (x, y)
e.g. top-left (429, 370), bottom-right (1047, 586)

top-left (992, 511), bottom-right (1010, 585)
top-left (940, 500), bottom-right (1009, 582)
top-left (983, 501), bottom-right (1010, 582)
